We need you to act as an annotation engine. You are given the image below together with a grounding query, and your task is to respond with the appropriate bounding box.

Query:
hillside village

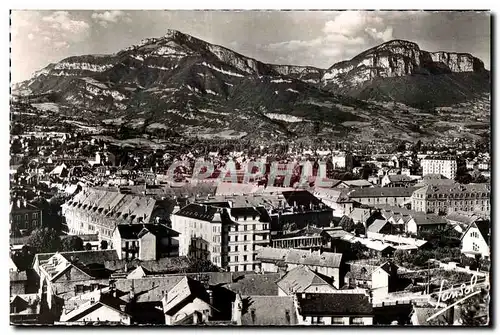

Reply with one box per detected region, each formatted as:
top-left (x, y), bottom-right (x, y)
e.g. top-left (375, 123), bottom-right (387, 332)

top-left (9, 109), bottom-right (490, 326)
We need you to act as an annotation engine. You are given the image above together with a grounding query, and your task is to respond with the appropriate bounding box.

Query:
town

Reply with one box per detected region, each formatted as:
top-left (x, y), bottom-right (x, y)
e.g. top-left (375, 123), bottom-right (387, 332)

top-left (9, 105), bottom-right (490, 326)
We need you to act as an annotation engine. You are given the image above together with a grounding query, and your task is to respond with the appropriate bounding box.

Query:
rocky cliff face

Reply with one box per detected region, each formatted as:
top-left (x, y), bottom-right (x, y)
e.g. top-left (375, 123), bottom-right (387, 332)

top-left (321, 39), bottom-right (486, 90)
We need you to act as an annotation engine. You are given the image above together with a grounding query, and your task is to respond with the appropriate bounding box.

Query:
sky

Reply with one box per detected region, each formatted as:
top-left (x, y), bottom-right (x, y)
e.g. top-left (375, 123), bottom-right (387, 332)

top-left (10, 10), bottom-right (491, 83)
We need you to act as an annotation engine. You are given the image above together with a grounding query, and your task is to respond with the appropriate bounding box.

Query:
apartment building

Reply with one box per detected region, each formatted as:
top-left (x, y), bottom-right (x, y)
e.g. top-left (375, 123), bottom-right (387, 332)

top-left (61, 188), bottom-right (170, 245)
top-left (411, 183), bottom-right (490, 215)
top-left (171, 202), bottom-right (270, 272)
top-left (421, 157), bottom-right (457, 180)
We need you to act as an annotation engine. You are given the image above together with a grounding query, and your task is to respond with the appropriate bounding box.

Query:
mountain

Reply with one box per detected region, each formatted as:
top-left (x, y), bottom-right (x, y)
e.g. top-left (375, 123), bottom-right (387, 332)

top-left (320, 40), bottom-right (490, 108)
top-left (13, 31), bottom-right (490, 142)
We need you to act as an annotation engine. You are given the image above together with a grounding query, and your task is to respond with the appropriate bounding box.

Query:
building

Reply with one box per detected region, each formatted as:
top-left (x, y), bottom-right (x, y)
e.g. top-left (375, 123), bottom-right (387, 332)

top-left (381, 174), bottom-right (417, 188)
top-left (271, 226), bottom-right (331, 251)
top-left (112, 224), bottom-right (179, 261)
top-left (295, 292), bottom-right (373, 325)
top-left (421, 158), bottom-right (457, 180)
top-left (10, 293), bottom-right (42, 324)
top-left (61, 188), bottom-right (171, 244)
top-left (10, 270), bottom-right (28, 295)
top-left (411, 183), bottom-right (490, 215)
top-left (312, 187), bottom-right (353, 218)
top-left (33, 250), bottom-right (119, 310)
top-left (331, 152), bottom-right (354, 170)
top-left (10, 199), bottom-right (43, 237)
top-left (171, 202), bottom-right (270, 272)
top-left (256, 248), bottom-right (342, 288)
top-left (460, 221), bottom-right (490, 260)
top-left (406, 214), bottom-right (448, 235)
top-left (161, 276), bottom-right (217, 325)
top-left (276, 265), bottom-right (337, 295)
top-left (347, 187), bottom-right (416, 208)
top-left (231, 293), bottom-right (298, 326)
top-left (337, 180), bottom-right (373, 188)
top-left (58, 289), bottom-right (131, 325)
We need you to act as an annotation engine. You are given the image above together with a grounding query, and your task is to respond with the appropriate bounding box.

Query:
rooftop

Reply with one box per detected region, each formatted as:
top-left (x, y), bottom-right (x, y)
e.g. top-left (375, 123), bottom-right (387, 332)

top-left (297, 292), bottom-right (372, 316)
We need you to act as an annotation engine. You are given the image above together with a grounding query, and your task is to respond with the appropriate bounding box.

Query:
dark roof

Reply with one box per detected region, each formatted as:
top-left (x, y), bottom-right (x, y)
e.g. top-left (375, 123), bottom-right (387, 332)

top-left (282, 190), bottom-right (322, 207)
top-left (35, 250), bottom-right (119, 267)
top-left (174, 203), bottom-right (219, 222)
top-left (115, 224), bottom-right (179, 239)
top-left (475, 221), bottom-right (491, 246)
top-left (277, 265), bottom-right (332, 294)
top-left (387, 175), bottom-right (415, 183)
top-left (230, 207), bottom-right (261, 218)
top-left (241, 296), bottom-right (298, 325)
top-left (367, 219), bottom-right (389, 233)
top-left (297, 293), bottom-right (373, 316)
top-left (349, 187), bottom-right (417, 198)
top-left (222, 273), bottom-right (281, 296)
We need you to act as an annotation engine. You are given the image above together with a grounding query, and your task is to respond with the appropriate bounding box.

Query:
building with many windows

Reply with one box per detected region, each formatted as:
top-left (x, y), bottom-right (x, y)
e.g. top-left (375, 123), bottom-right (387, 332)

top-left (61, 188), bottom-right (171, 244)
top-left (411, 183), bottom-right (490, 215)
top-left (421, 157), bottom-right (457, 180)
top-left (171, 201), bottom-right (271, 272)
top-left (10, 199), bottom-right (42, 237)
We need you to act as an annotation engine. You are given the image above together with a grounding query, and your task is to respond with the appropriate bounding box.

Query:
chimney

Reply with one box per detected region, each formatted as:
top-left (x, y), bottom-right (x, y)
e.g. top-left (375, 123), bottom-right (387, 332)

top-left (207, 289), bottom-right (214, 306)
top-left (193, 311), bottom-right (200, 325)
top-left (232, 294), bottom-right (243, 326)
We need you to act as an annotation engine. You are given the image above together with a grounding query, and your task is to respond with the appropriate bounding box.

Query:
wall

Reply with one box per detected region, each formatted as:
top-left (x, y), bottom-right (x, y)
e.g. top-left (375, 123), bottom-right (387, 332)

top-left (371, 269), bottom-right (389, 301)
top-left (461, 227), bottom-right (490, 259)
top-left (298, 315), bottom-right (373, 325)
top-left (72, 304), bottom-right (131, 325)
top-left (139, 232), bottom-right (156, 261)
top-left (165, 298), bottom-right (212, 325)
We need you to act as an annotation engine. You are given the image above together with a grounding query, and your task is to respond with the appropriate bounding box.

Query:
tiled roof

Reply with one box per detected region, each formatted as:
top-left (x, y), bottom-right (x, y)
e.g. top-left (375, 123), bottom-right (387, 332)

top-left (116, 224), bottom-right (179, 240)
top-left (297, 292), bottom-right (373, 316)
top-left (240, 295), bottom-right (298, 325)
top-left (277, 265), bottom-right (333, 294)
top-left (349, 187), bottom-right (417, 198)
top-left (63, 188), bottom-right (159, 224)
top-left (285, 249), bottom-right (342, 268)
top-left (341, 180), bottom-right (373, 187)
top-left (367, 219), bottom-right (389, 233)
top-left (174, 203), bottom-right (219, 222)
top-left (256, 247), bottom-right (289, 262)
top-left (387, 175), bottom-right (415, 183)
top-left (162, 277), bottom-right (211, 316)
top-left (222, 273), bottom-right (281, 296)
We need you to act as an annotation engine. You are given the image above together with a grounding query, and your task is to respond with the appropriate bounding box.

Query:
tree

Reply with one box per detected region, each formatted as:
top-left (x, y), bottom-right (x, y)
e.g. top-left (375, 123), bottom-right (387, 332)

top-left (459, 289), bottom-right (490, 326)
top-left (349, 242), bottom-right (369, 260)
top-left (100, 240), bottom-right (108, 250)
top-left (27, 228), bottom-right (61, 254)
top-left (60, 235), bottom-right (84, 252)
top-left (340, 217), bottom-right (355, 232)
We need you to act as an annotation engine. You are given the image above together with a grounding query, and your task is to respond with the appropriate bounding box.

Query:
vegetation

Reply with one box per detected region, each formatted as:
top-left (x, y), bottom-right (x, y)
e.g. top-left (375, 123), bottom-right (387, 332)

top-left (60, 235), bottom-right (84, 252)
top-left (27, 228), bottom-right (61, 254)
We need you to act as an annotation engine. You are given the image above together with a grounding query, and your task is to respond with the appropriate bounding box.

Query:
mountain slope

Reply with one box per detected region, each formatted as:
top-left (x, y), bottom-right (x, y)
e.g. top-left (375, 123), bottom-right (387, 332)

top-left (320, 40), bottom-right (490, 107)
top-left (13, 31), bottom-right (490, 141)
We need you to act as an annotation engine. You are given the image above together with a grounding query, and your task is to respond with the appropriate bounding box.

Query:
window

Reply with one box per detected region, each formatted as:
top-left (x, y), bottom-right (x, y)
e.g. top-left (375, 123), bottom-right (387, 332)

top-left (244, 245), bottom-right (247, 251)
top-left (244, 255), bottom-right (248, 261)
top-left (235, 256), bottom-right (239, 262)
top-left (332, 317), bottom-right (344, 325)
top-left (351, 317), bottom-right (364, 325)
top-left (235, 246), bottom-right (239, 252)
top-left (473, 242), bottom-right (479, 252)
top-left (263, 224), bottom-right (268, 230)
top-left (244, 235), bottom-right (247, 241)
top-left (311, 317), bottom-right (324, 325)
top-left (25, 214), bottom-right (29, 221)
top-left (235, 235), bottom-right (238, 242)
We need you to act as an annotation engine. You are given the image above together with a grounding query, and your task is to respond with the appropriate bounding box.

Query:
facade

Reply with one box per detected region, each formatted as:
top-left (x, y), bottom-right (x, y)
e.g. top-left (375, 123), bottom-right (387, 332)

top-left (171, 203), bottom-right (270, 272)
top-left (295, 292), bottom-right (373, 325)
top-left (312, 187), bottom-right (353, 218)
top-left (277, 265), bottom-right (337, 295)
top-left (331, 152), bottom-right (353, 171)
top-left (421, 158), bottom-right (457, 180)
top-left (461, 221), bottom-right (490, 259)
top-left (61, 188), bottom-right (170, 244)
top-left (411, 183), bottom-right (490, 215)
top-left (10, 294), bottom-right (41, 324)
top-left (271, 226), bottom-right (331, 251)
top-left (112, 224), bottom-right (179, 261)
top-left (348, 187), bottom-right (416, 208)
top-left (381, 174), bottom-right (417, 188)
top-left (10, 199), bottom-right (43, 237)
top-left (256, 248), bottom-right (342, 288)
